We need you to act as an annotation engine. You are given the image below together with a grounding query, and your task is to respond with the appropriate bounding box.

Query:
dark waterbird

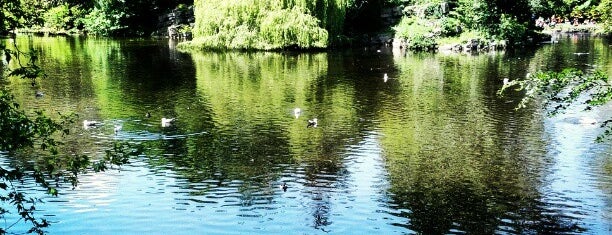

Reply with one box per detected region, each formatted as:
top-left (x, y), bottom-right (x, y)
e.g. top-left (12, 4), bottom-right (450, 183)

top-left (307, 118), bottom-right (318, 128)
top-left (280, 183), bottom-right (288, 192)
top-left (83, 120), bottom-right (102, 129)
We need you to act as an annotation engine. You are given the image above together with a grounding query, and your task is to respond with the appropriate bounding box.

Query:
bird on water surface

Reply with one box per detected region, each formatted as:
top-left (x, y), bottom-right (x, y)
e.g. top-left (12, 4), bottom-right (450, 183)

top-left (83, 120), bottom-right (101, 129)
top-left (280, 183), bottom-right (288, 192)
top-left (307, 118), bottom-right (318, 128)
top-left (161, 118), bottom-right (175, 127)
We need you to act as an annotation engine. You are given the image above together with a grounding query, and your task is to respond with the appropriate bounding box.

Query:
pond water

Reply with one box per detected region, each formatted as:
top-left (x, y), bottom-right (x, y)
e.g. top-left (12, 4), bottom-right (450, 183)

top-left (1, 35), bottom-right (611, 234)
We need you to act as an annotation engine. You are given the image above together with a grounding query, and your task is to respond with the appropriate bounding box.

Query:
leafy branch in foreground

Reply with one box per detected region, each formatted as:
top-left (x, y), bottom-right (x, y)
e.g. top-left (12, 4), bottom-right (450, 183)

top-left (498, 68), bottom-right (612, 141)
top-left (0, 93), bottom-right (142, 233)
top-left (3, 38), bottom-right (46, 86)
top-left (2, 42), bottom-right (142, 234)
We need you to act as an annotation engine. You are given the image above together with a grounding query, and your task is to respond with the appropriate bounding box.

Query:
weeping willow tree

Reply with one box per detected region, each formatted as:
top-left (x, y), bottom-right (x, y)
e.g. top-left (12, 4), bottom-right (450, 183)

top-left (180, 0), bottom-right (353, 50)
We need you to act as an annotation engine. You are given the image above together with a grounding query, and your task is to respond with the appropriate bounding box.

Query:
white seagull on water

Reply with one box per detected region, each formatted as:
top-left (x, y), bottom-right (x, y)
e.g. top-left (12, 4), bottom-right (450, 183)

top-left (161, 118), bottom-right (175, 127)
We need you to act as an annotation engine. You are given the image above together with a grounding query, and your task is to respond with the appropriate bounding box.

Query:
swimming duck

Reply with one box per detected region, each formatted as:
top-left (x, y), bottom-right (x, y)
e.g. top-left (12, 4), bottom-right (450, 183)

top-left (35, 91), bottom-right (44, 98)
top-left (280, 183), bottom-right (288, 192)
top-left (161, 118), bottom-right (175, 127)
top-left (83, 120), bottom-right (101, 129)
top-left (145, 112), bottom-right (151, 118)
top-left (307, 118), bottom-right (318, 128)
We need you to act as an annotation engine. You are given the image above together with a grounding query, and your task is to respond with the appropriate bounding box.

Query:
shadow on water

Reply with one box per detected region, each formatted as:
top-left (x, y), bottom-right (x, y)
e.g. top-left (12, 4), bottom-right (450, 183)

top-left (0, 35), bottom-right (610, 234)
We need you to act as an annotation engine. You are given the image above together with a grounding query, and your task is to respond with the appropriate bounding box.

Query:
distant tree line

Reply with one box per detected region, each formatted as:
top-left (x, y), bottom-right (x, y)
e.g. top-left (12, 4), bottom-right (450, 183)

top-left (1, 0), bottom-right (611, 47)
top-left (0, 0), bottom-right (191, 36)
top-left (185, 0), bottom-right (612, 50)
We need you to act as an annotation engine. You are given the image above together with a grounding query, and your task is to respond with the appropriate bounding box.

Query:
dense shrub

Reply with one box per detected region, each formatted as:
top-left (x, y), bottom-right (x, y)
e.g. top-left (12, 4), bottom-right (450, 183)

top-left (187, 0), bottom-right (351, 50)
top-left (440, 17), bottom-right (461, 37)
top-left (450, 0), bottom-right (532, 46)
top-left (43, 4), bottom-right (71, 31)
top-left (497, 14), bottom-right (528, 44)
top-left (424, 3), bottom-right (442, 18)
top-left (407, 34), bottom-right (438, 51)
top-left (597, 0), bottom-right (612, 35)
top-left (394, 16), bottom-right (438, 51)
top-left (83, 7), bottom-right (124, 36)
top-left (259, 8), bottom-right (328, 49)
top-left (394, 16), bottom-right (433, 38)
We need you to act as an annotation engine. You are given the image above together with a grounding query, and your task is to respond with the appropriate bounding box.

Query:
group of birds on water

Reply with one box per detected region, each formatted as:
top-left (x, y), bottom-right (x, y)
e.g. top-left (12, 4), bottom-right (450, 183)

top-left (82, 108), bottom-right (310, 192)
top-left (82, 108), bottom-right (318, 136)
top-left (83, 111), bottom-right (176, 135)
top-left (293, 107), bottom-right (318, 128)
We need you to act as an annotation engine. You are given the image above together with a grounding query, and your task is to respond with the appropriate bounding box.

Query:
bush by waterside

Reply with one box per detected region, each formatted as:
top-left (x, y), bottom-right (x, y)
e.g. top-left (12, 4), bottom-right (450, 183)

top-left (185, 0), bottom-right (351, 50)
top-left (393, 16), bottom-right (438, 51)
top-left (179, 7), bottom-right (327, 51)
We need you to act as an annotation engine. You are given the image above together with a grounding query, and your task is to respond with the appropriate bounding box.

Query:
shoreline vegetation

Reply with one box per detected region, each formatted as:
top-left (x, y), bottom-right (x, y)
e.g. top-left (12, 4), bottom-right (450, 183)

top-left (1, 0), bottom-right (611, 53)
top-left (176, 0), bottom-right (611, 53)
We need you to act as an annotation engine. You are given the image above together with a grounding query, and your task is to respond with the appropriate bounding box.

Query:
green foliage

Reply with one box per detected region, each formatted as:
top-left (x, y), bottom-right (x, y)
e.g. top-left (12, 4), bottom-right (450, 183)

top-left (1, 0), bottom-right (192, 36)
top-left (0, 88), bottom-right (74, 234)
top-left (597, 0), bottom-right (612, 34)
top-left (3, 41), bottom-right (46, 85)
top-left (43, 4), bottom-right (71, 31)
top-left (452, 0), bottom-right (531, 43)
top-left (188, 0), bottom-right (352, 50)
top-left (439, 17), bottom-right (461, 37)
top-left (1, 34), bottom-right (144, 234)
top-left (394, 16), bottom-right (433, 38)
top-left (529, 0), bottom-right (604, 26)
top-left (497, 14), bottom-right (529, 44)
top-left (0, 91), bottom-right (69, 153)
top-left (408, 34), bottom-right (439, 51)
top-left (259, 8), bottom-right (328, 49)
top-left (530, 0), bottom-right (569, 16)
top-left (395, 0), bottom-right (533, 49)
top-left (0, 86), bottom-right (142, 233)
top-left (17, 0), bottom-right (48, 28)
top-left (452, 0), bottom-right (487, 30)
top-left (82, 0), bottom-right (126, 36)
top-left (570, 0), bottom-right (600, 18)
top-left (499, 69), bottom-right (612, 141)
top-left (0, 0), bottom-right (23, 34)
top-left (393, 16), bottom-right (438, 51)
top-left (70, 5), bottom-right (88, 30)
top-left (436, 30), bottom-right (485, 46)
top-left (424, 2), bottom-right (443, 18)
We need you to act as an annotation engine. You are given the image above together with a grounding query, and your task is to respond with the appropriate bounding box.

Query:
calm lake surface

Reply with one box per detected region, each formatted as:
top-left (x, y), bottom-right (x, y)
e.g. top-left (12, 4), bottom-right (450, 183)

top-left (1, 35), bottom-right (611, 234)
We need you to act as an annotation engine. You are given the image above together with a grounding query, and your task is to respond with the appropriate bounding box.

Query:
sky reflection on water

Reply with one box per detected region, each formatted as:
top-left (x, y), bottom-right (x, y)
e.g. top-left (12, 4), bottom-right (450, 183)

top-left (1, 35), bottom-right (611, 234)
